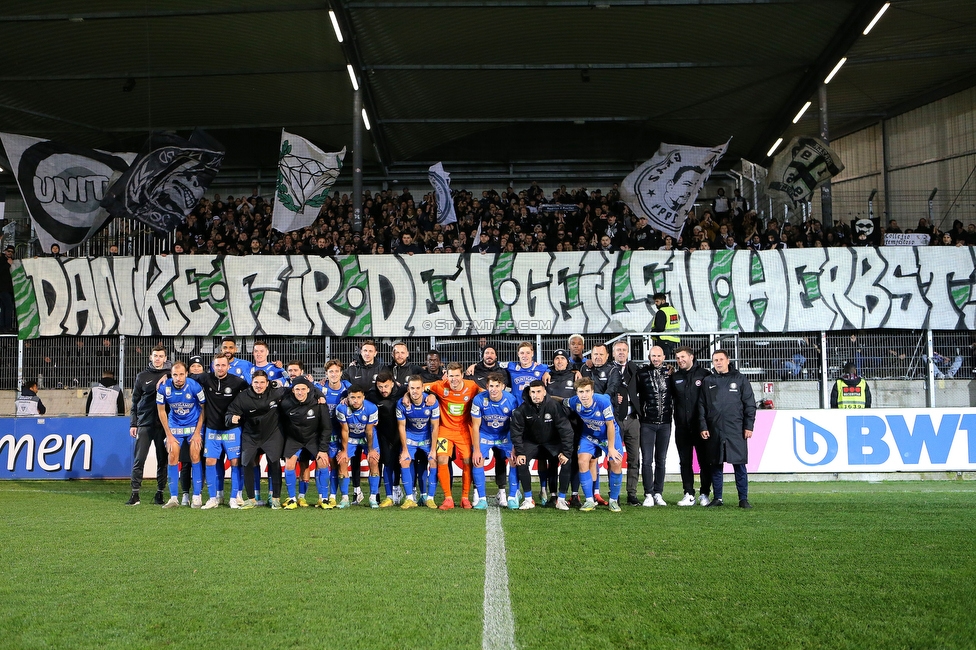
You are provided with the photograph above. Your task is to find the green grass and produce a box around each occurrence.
[1,481,976,649]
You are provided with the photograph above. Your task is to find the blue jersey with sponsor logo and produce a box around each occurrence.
[156,378,206,429]
[335,400,379,443]
[470,390,517,442]
[501,361,549,406]
[396,400,440,441]
[567,393,616,441]
[252,361,286,384]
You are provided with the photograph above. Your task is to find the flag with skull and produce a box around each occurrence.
[766,136,845,207]
[272,131,345,233]
[620,140,729,239]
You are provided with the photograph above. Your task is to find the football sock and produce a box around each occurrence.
[206,463,217,499]
[461,465,472,501]
[401,465,415,497]
[580,470,594,500]
[383,466,396,498]
[231,465,242,498]
[316,467,331,499]
[368,474,380,497]
[508,466,519,496]
[340,476,350,496]
[472,465,486,501]
[427,466,438,498]
[192,462,203,497]
[285,468,297,499]
[299,480,308,496]
[167,464,179,498]
[438,464,452,500]
[609,470,622,501]
[253,465,262,498]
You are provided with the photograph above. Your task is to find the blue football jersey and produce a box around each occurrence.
[396,400,440,440]
[156,377,206,429]
[218,357,254,383]
[252,361,286,384]
[501,361,549,406]
[470,390,518,441]
[335,400,379,442]
[567,393,616,441]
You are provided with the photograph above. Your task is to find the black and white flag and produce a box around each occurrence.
[272,130,345,233]
[0,133,136,252]
[620,140,729,239]
[767,136,845,207]
[428,162,457,226]
[100,129,224,233]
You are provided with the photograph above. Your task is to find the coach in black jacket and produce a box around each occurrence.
[606,341,643,506]
[698,350,756,509]
[227,370,288,506]
[126,347,172,506]
[510,381,575,508]
[343,340,389,389]
[669,346,712,506]
[634,345,673,506]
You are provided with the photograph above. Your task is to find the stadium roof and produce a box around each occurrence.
[0,0,973,180]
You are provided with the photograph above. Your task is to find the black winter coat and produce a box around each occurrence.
[607,361,642,422]
[129,361,172,429]
[226,387,287,443]
[546,368,578,399]
[280,394,332,450]
[697,367,756,465]
[669,365,709,430]
[510,396,575,457]
[635,363,673,425]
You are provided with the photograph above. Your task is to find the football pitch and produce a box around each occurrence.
[1,480,975,649]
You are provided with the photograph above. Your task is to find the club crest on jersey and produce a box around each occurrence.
[730,382,737,389]
[534,371,541,377]
[443,389,450,396]
[463,396,470,402]
[224,387,232,394]
[695,380,702,386]
[576,404,582,412]
[307,409,314,416]
[502,407,509,413]
[544,413,552,421]
[165,387,171,396]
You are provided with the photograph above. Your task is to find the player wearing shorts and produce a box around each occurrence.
[156,361,206,508]
[190,355,249,509]
[280,378,333,509]
[396,375,440,509]
[425,362,480,510]
[568,378,623,512]
[335,385,380,508]
[470,373,519,510]
[320,359,351,506]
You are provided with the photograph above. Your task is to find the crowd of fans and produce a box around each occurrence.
[65,183,976,257]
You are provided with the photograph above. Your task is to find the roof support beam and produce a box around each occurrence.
[0,67,346,83]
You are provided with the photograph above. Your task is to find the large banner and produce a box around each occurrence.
[0,416,132,479]
[747,409,976,473]
[12,247,976,339]
[766,136,845,207]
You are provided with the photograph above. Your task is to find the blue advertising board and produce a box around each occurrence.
[0,417,132,479]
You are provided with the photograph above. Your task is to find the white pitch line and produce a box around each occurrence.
[483,506,517,650]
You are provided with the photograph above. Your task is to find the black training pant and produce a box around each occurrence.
[517,444,571,497]
[130,425,167,494]
[674,424,712,497]
[639,422,671,496]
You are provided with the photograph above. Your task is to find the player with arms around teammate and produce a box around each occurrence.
[570,378,624,512]
[280,378,333,509]
[335,384,380,508]
[156,361,207,508]
[426,362,481,509]
[191,355,249,509]
[396,376,441,509]
[320,359,351,506]
[470,373,519,510]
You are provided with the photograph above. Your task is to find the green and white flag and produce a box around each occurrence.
[273,130,345,232]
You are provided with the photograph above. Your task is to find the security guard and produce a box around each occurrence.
[830,362,872,409]
[15,380,46,416]
[651,292,680,358]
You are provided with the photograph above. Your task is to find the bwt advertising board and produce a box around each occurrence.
[2,409,975,480]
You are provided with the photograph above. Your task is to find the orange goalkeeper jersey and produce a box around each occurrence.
[428,378,480,439]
